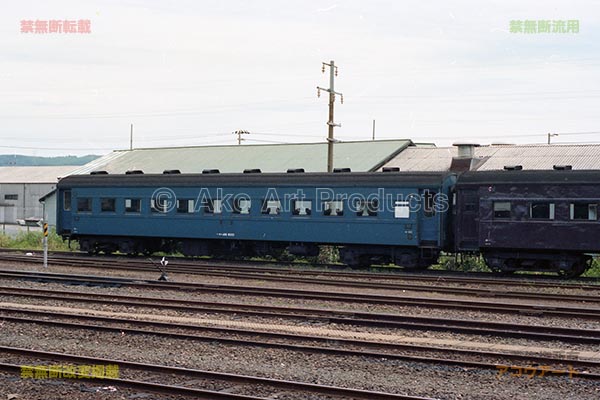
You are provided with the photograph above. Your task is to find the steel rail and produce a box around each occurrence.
[1,311,598,378]
[2,251,599,290]
[1,284,599,321]
[1,255,599,303]
[0,284,599,343]
[0,346,436,400]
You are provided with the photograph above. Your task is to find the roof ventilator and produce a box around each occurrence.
[202,169,220,174]
[333,168,351,173]
[553,165,572,170]
[125,170,144,174]
[243,169,262,173]
[287,168,305,173]
[382,167,400,172]
[503,165,523,171]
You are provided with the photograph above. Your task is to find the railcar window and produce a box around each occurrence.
[125,198,141,213]
[530,202,555,220]
[394,201,410,218]
[356,199,379,216]
[63,191,71,211]
[151,199,168,213]
[493,202,511,219]
[423,191,435,217]
[261,200,281,215]
[570,203,598,220]
[323,200,344,216]
[4,194,18,200]
[203,199,222,214]
[292,200,312,215]
[77,198,92,212]
[177,199,195,214]
[233,198,251,214]
[100,198,116,212]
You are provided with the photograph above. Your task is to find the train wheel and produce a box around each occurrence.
[558,258,588,278]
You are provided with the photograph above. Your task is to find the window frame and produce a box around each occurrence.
[176,199,195,214]
[529,202,555,220]
[356,199,379,217]
[323,200,344,216]
[76,197,92,213]
[232,197,251,215]
[394,201,410,219]
[261,199,281,215]
[100,198,116,213]
[570,202,598,221]
[493,201,511,219]
[63,190,71,211]
[292,199,312,216]
[203,199,222,214]
[125,198,141,213]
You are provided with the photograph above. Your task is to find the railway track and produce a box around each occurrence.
[1,307,598,380]
[1,250,599,290]
[0,269,599,322]
[0,346,430,399]
[0,281,598,344]
[2,253,600,304]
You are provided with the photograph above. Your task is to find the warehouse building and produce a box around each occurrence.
[380,143,600,171]
[0,166,75,225]
[68,139,416,174]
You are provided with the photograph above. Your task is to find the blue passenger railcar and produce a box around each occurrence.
[56,171,456,268]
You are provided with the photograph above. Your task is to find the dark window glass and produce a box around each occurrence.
[151,199,168,213]
[324,200,344,216]
[571,203,598,220]
[125,198,141,213]
[530,203,554,220]
[493,201,511,219]
[233,198,251,214]
[4,194,18,200]
[292,200,312,216]
[261,200,281,215]
[423,191,435,217]
[77,198,92,212]
[356,199,379,217]
[101,198,116,212]
[203,199,222,214]
[177,199,194,214]
[63,191,71,211]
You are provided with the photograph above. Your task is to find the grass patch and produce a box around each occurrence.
[0,229,75,251]
[435,253,491,273]
[582,259,600,278]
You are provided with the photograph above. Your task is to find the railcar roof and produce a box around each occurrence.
[457,170,600,185]
[57,171,453,188]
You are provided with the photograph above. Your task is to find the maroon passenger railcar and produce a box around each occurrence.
[454,169,600,277]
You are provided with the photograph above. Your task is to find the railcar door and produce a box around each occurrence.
[57,189,72,234]
[456,189,478,250]
[419,189,440,246]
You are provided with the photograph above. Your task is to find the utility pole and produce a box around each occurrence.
[233,130,250,145]
[41,201,48,268]
[547,132,558,144]
[130,123,133,150]
[317,60,343,173]
[372,119,376,140]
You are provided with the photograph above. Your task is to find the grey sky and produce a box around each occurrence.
[1,0,599,156]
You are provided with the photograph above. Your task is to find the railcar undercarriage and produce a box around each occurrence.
[71,235,441,269]
[483,250,592,278]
